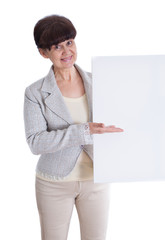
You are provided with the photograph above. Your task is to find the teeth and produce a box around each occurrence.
[62,56,72,61]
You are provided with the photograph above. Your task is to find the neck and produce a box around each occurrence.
[54,65,77,82]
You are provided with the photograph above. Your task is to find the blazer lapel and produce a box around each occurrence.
[41,64,92,124]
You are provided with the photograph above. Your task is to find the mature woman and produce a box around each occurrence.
[24,14,123,240]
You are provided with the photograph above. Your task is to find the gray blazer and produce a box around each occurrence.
[24,64,93,180]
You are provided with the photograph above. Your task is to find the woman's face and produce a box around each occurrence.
[40,39,77,70]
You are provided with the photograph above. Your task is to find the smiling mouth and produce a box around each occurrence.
[61,56,72,62]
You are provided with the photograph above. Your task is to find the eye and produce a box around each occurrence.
[55,44,61,50]
[67,40,73,46]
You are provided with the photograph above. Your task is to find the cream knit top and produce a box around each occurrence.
[36,93,93,182]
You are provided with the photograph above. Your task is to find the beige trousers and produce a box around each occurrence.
[35,177,110,240]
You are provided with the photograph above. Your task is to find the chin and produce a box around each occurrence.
[61,61,76,69]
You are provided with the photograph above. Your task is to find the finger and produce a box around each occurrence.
[102,126,123,131]
[95,127,124,134]
[107,128,124,132]
[106,125,115,128]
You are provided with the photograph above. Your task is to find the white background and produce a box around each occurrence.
[1,0,165,239]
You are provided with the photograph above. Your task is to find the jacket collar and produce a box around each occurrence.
[41,64,92,124]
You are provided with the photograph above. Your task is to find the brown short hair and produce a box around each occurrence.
[33,15,77,50]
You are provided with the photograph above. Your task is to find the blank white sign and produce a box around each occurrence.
[92,55,165,183]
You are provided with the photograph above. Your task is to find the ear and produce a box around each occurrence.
[38,48,49,59]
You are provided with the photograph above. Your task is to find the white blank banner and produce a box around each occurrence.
[92,55,165,183]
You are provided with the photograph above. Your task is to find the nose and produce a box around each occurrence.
[62,46,70,55]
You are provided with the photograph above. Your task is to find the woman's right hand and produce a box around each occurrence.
[88,122,124,134]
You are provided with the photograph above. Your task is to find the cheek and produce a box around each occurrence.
[74,46,77,54]
[72,47,77,57]
[74,52,77,60]
[52,53,62,61]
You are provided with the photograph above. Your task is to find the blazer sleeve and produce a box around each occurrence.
[23,87,93,155]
